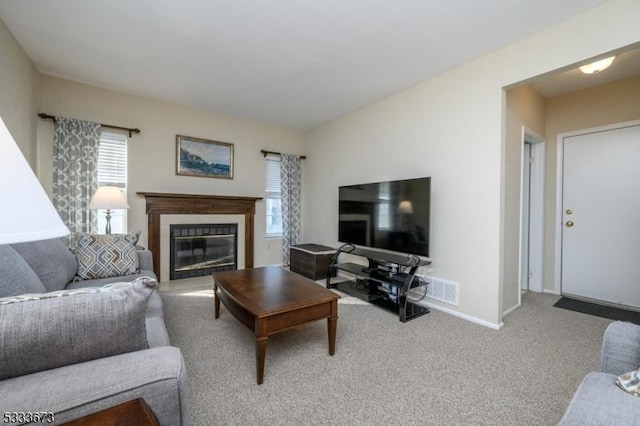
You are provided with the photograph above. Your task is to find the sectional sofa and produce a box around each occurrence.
[560,321,640,425]
[0,236,187,425]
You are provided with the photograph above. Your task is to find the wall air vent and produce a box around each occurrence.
[424,276,459,306]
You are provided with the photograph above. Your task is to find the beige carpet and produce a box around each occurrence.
[160,276,611,425]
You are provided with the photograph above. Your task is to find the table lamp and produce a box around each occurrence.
[88,186,129,234]
[0,116,69,244]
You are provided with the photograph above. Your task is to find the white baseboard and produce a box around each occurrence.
[415,299,504,330]
[502,303,521,317]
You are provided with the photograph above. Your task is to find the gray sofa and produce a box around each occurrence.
[0,237,188,425]
[560,321,640,425]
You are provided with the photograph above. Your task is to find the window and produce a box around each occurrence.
[96,131,128,233]
[265,156,282,237]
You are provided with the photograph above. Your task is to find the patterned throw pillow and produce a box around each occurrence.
[0,276,156,380]
[76,231,141,279]
[617,368,640,396]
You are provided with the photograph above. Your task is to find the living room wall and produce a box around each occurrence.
[0,17,39,168]
[36,76,306,266]
[304,0,640,327]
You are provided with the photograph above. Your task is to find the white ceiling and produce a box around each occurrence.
[0,0,619,130]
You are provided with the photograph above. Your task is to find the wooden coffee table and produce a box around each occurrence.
[63,398,159,425]
[213,266,340,384]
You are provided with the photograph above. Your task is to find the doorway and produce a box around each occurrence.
[519,127,544,298]
[555,120,640,309]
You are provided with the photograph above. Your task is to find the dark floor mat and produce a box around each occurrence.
[554,297,640,324]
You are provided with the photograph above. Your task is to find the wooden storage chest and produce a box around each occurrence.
[290,244,337,280]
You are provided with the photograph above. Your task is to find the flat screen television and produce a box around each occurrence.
[338,177,430,257]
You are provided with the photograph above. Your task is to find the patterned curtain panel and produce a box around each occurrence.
[52,117,101,247]
[280,153,302,265]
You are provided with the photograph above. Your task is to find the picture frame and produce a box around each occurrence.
[176,135,234,179]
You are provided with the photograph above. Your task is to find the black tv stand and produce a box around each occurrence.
[326,244,432,322]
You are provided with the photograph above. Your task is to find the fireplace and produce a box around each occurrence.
[137,192,262,281]
[170,224,238,279]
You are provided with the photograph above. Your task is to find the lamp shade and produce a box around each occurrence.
[0,117,69,244]
[88,186,129,210]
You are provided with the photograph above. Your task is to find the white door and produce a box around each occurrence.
[561,123,640,308]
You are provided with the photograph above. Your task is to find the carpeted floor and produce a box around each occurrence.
[161,277,612,426]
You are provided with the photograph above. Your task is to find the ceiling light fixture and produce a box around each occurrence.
[579,56,616,74]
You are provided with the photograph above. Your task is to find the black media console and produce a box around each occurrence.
[326,244,432,322]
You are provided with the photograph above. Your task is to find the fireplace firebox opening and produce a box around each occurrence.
[170,223,238,280]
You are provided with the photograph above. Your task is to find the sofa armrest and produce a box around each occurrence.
[137,249,154,272]
[146,316,170,347]
[0,346,188,425]
[599,321,640,375]
[558,371,640,425]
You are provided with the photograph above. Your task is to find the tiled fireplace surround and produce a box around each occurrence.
[137,192,261,282]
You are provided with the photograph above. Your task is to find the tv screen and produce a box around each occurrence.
[338,177,430,257]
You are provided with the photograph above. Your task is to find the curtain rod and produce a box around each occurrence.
[38,113,141,137]
[260,149,306,160]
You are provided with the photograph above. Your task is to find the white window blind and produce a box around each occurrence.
[265,156,282,237]
[97,131,127,188]
[265,157,281,196]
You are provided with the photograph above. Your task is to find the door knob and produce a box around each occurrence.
[565,209,573,215]
[566,221,574,228]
